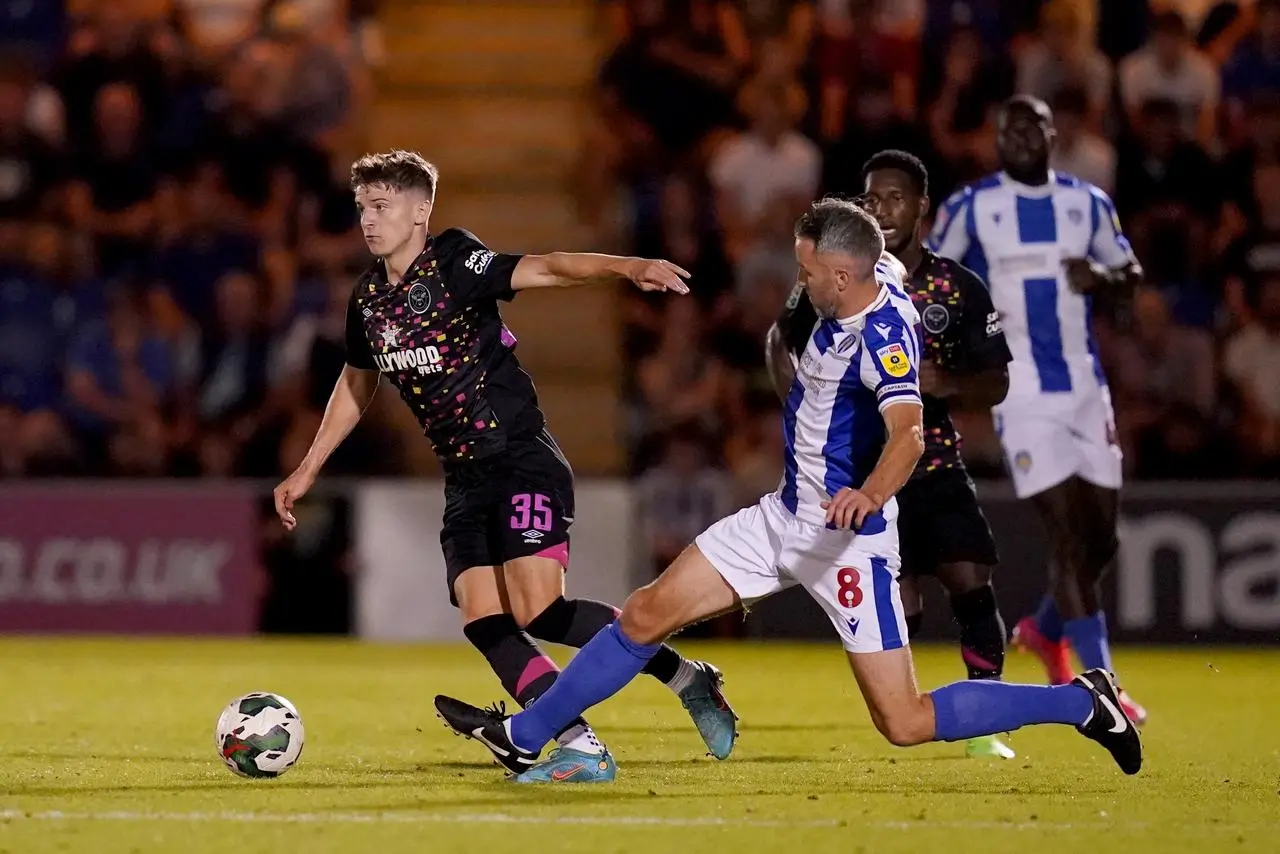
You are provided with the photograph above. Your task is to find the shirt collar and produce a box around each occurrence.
[1000,170,1057,198]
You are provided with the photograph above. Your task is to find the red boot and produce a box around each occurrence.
[1011,616,1074,685]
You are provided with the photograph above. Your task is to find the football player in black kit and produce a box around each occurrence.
[767,151,1016,759]
[272,150,737,782]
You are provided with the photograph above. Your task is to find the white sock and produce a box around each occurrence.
[666,658,700,695]
[556,722,605,755]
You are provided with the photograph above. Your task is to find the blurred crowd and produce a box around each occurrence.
[0,0,401,479]
[589,0,1280,565]
[5,0,1280,506]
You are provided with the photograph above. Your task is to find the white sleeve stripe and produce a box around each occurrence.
[878,394,922,413]
[877,388,921,403]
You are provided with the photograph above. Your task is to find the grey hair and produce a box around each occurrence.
[793,197,885,267]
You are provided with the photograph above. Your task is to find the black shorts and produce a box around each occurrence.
[897,469,999,577]
[441,429,575,605]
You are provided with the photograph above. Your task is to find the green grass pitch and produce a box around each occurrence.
[0,637,1275,853]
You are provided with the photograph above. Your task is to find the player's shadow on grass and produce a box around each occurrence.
[604,724,841,736]
[373,775,1122,809]
[606,755,967,769]
[324,779,1041,813]
[2,777,431,797]
[619,755,841,768]
[4,750,204,765]
[417,760,499,771]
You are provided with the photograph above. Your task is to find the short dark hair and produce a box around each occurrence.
[794,197,884,267]
[861,149,929,197]
[349,150,439,200]
[1001,94,1054,126]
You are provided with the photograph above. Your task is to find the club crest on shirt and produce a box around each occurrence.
[1014,450,1033,472]
[836,334,858,354]
[408,282,431,314]
[922,303,951,334]
[876,342,910,378]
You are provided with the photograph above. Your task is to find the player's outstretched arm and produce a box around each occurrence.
[859,402,925,511]
[510,253,690,294]
[1067,187,1144,296]
[273,365,379,530]
[1063,257,1143,297]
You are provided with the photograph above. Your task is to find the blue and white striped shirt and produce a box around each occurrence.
[927,171,1135,401]
[778,261,922,531]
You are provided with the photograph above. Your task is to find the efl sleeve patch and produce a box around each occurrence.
[876,343,910,378]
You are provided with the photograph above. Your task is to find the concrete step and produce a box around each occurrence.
[429,189,588,254]
[381,2,599,92]
[368,95,582,190]
[501,286,619,381]
[380,2,597,46]
[537,380,623,474]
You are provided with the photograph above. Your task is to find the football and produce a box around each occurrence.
[214,692,306,778]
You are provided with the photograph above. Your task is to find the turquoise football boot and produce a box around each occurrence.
[511,748,618,784]
[678,661,739,760]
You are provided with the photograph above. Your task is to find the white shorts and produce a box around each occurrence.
[694,493,907,653]
[994,386,1123,499]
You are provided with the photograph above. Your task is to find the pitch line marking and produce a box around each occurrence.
[0,809,1262,833]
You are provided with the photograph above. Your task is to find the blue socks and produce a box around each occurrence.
[1034,594,1063,642]
[931,680,1095,741]
[1064,611,1113,672]
[509,620,658,752]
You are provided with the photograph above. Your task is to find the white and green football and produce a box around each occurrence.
[214,692,305,778]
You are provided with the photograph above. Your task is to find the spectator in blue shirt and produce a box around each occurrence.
[1222,0,1280,134]
[64,287,174,457]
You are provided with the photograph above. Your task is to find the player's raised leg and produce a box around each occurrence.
[1071,477,1147,725]
[453,563,609,767]
[848,643,1140,774]
[996,411,1085,687]
[793,521,1139,774]
[496,554,618,780]
[435,539,743,777]
[495,437,738,761]
[1009,475,1143,724]
[521,590,737,759]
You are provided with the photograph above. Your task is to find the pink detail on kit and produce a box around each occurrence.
[515,655,559,696]
[535,541,570,569]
